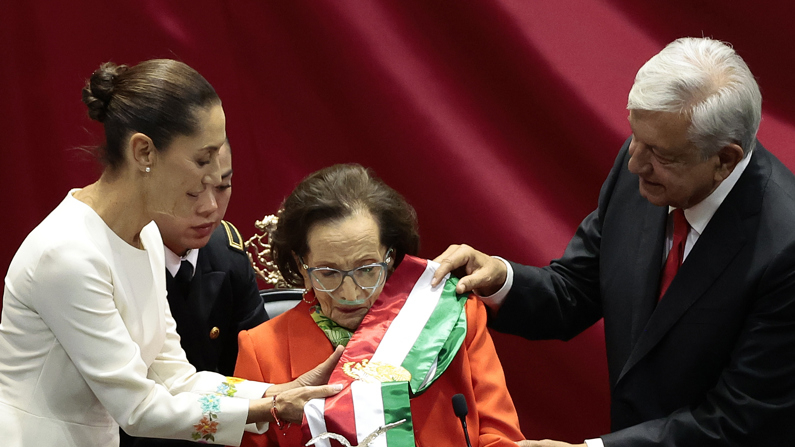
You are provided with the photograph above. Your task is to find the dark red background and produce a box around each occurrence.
[2,1,793,442]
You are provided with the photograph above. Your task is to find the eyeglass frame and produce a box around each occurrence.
[300,248,394,306]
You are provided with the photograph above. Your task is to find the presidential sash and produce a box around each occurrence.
[303,255,467,447]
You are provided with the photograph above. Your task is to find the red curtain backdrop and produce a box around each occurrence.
[2,1,793,443]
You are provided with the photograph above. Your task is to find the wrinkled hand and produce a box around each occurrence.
[247,383,342,425]
[517,440,586,447]
[271,383,342,423]
[431,244,507,296]
[295,345,344,387]
[249,346,345,424]
[276,346,344,422]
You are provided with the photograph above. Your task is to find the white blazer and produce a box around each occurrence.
[0,191,268,447]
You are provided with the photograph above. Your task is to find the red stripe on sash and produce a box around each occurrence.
[320,256,428,445]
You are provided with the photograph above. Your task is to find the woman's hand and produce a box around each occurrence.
[265,345,344,396]
[247,384,342,424]
[271,383,342,423]
[248,346,345,424]
[295,345,344,387]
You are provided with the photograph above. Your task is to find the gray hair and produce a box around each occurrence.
[627,37,761,158]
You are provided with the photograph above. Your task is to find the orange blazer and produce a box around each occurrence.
[234,298,524,447]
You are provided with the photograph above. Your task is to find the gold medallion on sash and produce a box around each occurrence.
[342,359,412,383]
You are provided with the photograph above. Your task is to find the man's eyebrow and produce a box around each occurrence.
[221,168,233,180]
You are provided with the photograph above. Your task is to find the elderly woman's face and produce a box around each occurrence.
[300,211,389,330]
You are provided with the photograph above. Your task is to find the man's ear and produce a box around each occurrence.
[129,132,155,173]
[715,143,744,182]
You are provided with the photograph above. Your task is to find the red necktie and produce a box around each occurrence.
[658,208,689,300]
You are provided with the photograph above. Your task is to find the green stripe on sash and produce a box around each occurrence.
[402,277,467,393]
[381,382,414,447]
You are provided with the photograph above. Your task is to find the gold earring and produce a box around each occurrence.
[302,288,315,304]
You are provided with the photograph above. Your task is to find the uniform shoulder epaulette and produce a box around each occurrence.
[220,220,245,253]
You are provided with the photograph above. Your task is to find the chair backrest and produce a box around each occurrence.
[245,213,305,318]
[260,288,303,318]
[244,214,291,288]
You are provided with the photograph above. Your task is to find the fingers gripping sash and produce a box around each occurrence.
[302,256,467,447]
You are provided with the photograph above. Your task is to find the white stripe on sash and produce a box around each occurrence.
[371,262,447,366]
[352,381,387,447]
[305,398,330,447]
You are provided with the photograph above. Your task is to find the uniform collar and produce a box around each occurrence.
[164,245,199,278]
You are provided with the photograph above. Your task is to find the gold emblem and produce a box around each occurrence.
[209,327,220,339]
[342,359,411,383]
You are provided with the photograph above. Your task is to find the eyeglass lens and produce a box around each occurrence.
[310,264,385,292]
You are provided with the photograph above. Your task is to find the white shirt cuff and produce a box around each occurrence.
[585,438,604,447]
[477,256,513,312]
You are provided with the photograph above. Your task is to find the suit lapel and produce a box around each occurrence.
[628,203,667,345]
[617,146,768,383]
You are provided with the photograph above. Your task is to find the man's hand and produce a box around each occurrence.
[518,440,586,447]
[431,244,507,296]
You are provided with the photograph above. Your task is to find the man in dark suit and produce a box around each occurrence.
[121,141,268,447]
[433,37,795,446]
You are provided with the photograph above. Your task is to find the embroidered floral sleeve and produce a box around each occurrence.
[216,376,245,397]
[191,377,248,442]
[192,394,221,442]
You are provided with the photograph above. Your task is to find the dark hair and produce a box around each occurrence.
[81,59,220,170]
[272,164,420,287]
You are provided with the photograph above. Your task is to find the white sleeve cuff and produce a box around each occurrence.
[477,256,513,312]
[585,438,604,447]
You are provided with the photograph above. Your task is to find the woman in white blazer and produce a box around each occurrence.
[0,59,341,447]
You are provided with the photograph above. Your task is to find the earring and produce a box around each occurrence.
[145,167,151,173]
[302,289,316,304]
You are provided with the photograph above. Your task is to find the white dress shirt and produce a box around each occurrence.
[165,245,199,279]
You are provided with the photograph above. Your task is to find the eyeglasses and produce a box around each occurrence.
[301,249,393,305]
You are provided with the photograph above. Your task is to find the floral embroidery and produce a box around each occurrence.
[193,415,219,442]
[191,395,221,443]
[216,376,245,397]
[200,394,221,413]
[191,378,248,442]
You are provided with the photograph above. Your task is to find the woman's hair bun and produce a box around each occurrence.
[81,62,129,123]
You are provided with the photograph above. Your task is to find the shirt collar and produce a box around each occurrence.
[670,150,753,235]
[164,245,199,278]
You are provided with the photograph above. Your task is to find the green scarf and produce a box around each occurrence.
[309,304,354,348]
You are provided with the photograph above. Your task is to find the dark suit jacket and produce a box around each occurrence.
[120,221,268,447]
[492,138,795,446]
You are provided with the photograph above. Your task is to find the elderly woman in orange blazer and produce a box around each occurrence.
[234,164,523,447]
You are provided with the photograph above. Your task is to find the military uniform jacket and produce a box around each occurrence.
[167,221,268,376]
